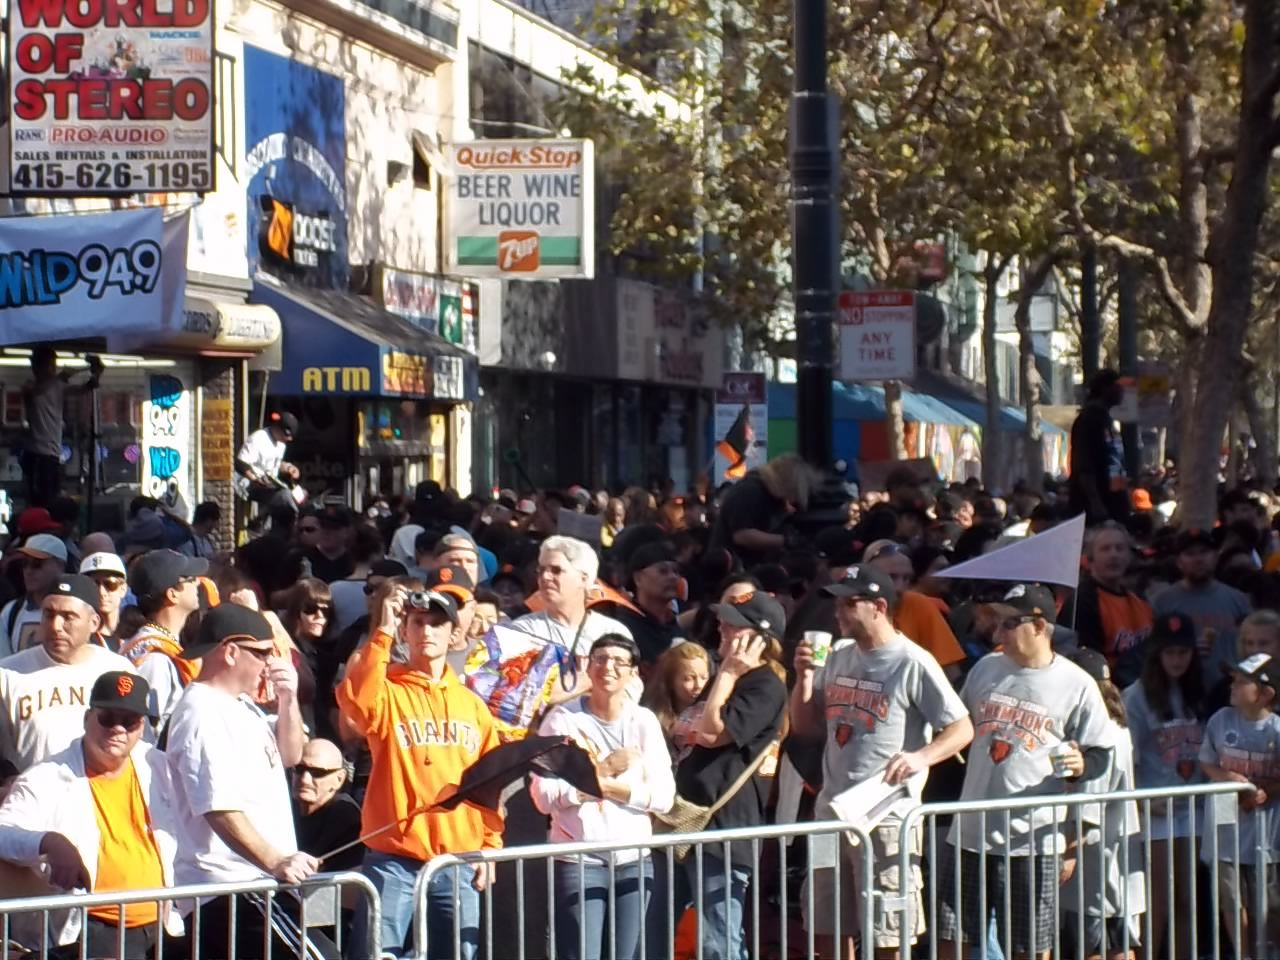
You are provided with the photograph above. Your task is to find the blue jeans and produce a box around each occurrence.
[686,854,751,960]
[354,850,480,960]
[552,858,652,960]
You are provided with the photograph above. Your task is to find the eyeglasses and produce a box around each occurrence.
[588,654,635,671]
[95,710,144,732]
[539,564,570,578]
[94,577,125,592]
[296,764,343,779]
[232,642,275,661]
[999,616,1038,632]
[303,603,332,618]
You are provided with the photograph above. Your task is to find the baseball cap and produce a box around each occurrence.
[407,589,459,626]
[568,485,592,507]
[18,534,68,563]
[822,564,898,607]
[1070,647,1111,683]
[368,559,408,580]
[80,552,127,578]
[424,564,475,604]
[128,549,209,601]
[49,574,100,612]
[181,603,275,660]
[1176,527,1216,553]
[1149,612,1197,650]
[1132,489,1154,511]
[862,539,911,564]
[15,507,62,537]
[711,590,786,639]
[434,530,478,557]
[270,411,298,439]
[515,499,537,517]
[89,671,150,716]
[1233,653,1277,693]
[628,542,677,578]
[990,583,1058,624]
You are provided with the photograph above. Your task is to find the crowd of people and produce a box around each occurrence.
[0,433,1277,960]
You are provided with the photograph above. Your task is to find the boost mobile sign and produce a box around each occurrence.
[446,139,595,279]
[6,0,215,196]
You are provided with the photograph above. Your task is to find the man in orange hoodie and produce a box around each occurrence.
[337,583,502,960]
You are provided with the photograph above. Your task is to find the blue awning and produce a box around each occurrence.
[768,381,980,428]
[253,280,478,402]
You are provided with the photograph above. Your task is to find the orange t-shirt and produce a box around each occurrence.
[894,590,965,668]
[87,761,164,928]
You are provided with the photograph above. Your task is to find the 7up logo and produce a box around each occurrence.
[498,231,540,272]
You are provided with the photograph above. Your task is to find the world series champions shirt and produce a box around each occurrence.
[948,652,1111,856]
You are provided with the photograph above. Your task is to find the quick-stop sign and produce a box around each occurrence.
[838,290,916,382]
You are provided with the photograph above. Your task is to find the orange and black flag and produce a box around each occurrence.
[717,404,753,480]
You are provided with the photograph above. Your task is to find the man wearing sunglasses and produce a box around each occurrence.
[0,575,135,773]
[0,670,184,957]
[119,549,208,741]
[166,604,334,959]
[936,583,1113,960]
[79,552,129,652]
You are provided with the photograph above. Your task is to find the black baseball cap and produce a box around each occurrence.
[129,549,208,601]
[711,590,786,639]
[424,564,475,603]
[815,527,861,567]
[628,542,677,578]
[181,604,274,660]
[990,583,1058,624]
[407,589,460,625]
[823,564,898,607]
[270,411,298,438]
[1176,527,1216,553]
[48,574,101,613]
[89,670,151,716]
[1070,647,1111,683]
[1150,612,1197,650]
[1234,653,1277,692]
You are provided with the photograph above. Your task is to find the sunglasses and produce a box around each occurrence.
[303,603,332,617]
[999,615,1039,632]
[231,642,275,661]
[296,764,343,779]
[94,577,126,591]
[96,710,144,732]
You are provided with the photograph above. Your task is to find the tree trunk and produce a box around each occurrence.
[981,258,1007,489]
[1178,0,1279,527]
[1015,254,1059,495]
[1243,377,1276,488]
[884,380,905,460]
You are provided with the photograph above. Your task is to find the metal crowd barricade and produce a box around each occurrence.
[896,781,1261,960]
[0,870,380,960]
[410,820,874,960]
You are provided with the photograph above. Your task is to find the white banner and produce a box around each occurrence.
[0,208,189,345]
[933,513,1087,588]
[7,0,215,196]
[445,139,595,279]
[713,373,768,484]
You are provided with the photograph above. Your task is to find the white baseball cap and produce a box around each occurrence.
[80,552,127,577]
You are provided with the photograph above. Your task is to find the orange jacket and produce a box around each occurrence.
[336,630,503,862]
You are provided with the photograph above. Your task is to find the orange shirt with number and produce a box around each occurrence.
[87,760,165,927]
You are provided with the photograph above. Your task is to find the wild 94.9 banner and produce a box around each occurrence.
[0,208,189,346]
[6,0,215,196]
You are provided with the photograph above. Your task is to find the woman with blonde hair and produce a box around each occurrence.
[642,641,711,747]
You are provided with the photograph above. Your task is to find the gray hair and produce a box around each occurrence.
[539,535,599,583]
[1084,521,1132,558]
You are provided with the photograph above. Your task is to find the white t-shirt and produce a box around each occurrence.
[166,682,296,889]
[27,377,64,456]
[0,600,45,660]
[0,644,136,771]
[237,428,285,479]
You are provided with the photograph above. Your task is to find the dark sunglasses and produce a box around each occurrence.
[999,615,1039,632]
[94,577,126,591]
[303,603,332,617]
[96,710,144,732]
[231,642,274,661]
[296,764,343,779]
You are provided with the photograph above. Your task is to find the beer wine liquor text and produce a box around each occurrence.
[6,0,215,195]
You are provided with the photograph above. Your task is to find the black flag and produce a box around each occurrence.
[437,735,602,813]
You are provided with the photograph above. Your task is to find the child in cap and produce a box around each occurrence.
[1200,652,1280,958]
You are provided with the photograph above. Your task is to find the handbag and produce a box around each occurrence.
[653,739,780,859]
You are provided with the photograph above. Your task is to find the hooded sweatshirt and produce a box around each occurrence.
[336,628,503,862]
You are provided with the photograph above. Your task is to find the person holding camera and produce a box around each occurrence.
[336,581,503,960]
[23,348,102,508]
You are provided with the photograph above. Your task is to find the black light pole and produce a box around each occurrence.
[791,0,838,469]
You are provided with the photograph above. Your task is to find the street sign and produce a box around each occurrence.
[838,291,916,382]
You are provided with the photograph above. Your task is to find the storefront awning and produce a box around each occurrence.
[253,279,478,402]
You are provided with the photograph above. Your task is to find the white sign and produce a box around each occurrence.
[7,0,215,196]
[141,371,193,518]
[838,291,916,382]
[445,139,595,279]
